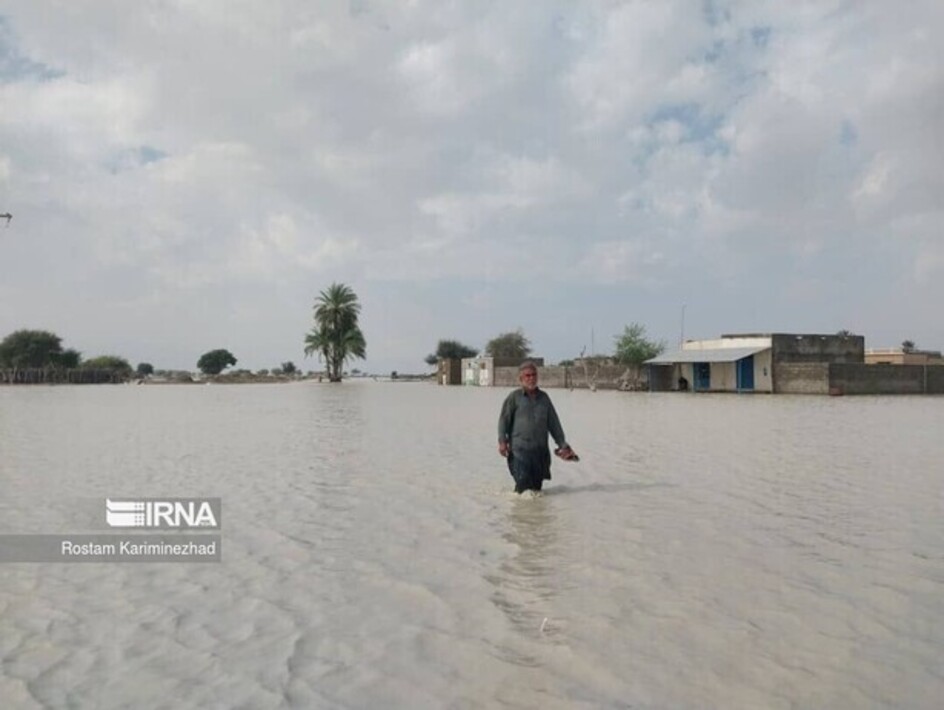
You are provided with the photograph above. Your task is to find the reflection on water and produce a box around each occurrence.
[544,481,675,496]
[1,384,943,708]
[485,495,563,666]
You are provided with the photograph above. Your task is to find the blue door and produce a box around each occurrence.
[737,356,755,391]
[694,363,710,391]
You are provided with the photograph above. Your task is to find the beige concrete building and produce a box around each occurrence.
[436,358,462,385]
[646,333,865,394]
[865,349,944,366]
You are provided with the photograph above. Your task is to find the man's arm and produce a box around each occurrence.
[497,392,515,456]
[547,400,579,459]
[546,398,568,450]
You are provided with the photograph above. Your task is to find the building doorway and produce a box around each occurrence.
[736,356,754,391]
[693,362,710,391]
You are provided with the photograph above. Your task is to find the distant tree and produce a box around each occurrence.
[0,329,64,368]
[82,356,134,378]
[197,349,237,375]
[136,362,154,377]
[83,355,131,369]
[257,369,270,376]
[614,324,665,365]
[281,361,297,375]
[902,339,916,353]
[558,359,575,367]
[484,329,531,359]
[836,329,854,337]
[304,283,366,382]
[614,324,666,389]
[52,348,82,369]
[425,339,478,365]
[391,370,398,379]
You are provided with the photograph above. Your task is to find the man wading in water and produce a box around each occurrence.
[498,361,578,493]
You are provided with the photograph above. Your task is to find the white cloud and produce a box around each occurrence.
[576,240,665,285]
[1,0,943,370]
[398,40,470,115]
[852,152,894,205]
[565,2,717,130]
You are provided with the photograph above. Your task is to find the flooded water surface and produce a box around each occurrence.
[1,382,943,708]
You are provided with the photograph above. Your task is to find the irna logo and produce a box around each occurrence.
[105,498,221,529]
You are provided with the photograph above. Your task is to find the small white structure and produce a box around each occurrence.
[460,357,544,386]
[461,357,497,386]
[647,336,773,393]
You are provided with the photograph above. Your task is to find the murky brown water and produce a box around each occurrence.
[1,383,942,708]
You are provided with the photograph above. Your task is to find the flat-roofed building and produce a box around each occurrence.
[646,333,864,393]
[865,348,944,366]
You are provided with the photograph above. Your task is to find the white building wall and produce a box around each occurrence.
[479,359,491,386]
[713,362,736,390]
[461,357,495,386]
[753,350,773,392]
[680,350,773,392]
[683,336,772,351]
[461,358,478,385]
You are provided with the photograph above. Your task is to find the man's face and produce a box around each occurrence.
[519,368,538,392]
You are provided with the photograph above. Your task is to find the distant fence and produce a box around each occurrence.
[775,363,944,395]
[829,363,944,395]
[0,368,131,385]
[493,364,646,390]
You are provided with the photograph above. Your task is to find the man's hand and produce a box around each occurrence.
[498,441,509,458]
[555,446,579,462]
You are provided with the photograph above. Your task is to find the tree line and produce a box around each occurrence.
[0,330,142,383]
[0,281,370,384]
[424,323,666,371]
[0,284,691,387]
[0,330,304,384]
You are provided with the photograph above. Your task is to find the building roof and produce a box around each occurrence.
[867,348,942,357]
[646,346,771,364]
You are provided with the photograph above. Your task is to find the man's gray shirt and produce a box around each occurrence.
[498,388,568,453]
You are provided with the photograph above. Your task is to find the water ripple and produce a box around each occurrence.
[0,384,942,708]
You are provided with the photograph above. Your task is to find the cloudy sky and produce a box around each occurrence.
[1,1,942,373]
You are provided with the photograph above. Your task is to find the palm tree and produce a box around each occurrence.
[304,283,366,381]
